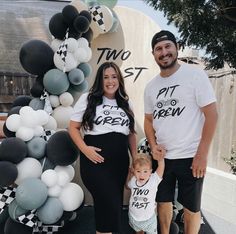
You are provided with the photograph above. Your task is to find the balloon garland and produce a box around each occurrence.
[0,0,119,233]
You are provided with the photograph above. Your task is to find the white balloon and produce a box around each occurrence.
[52,106,74,129]
[43,116,57,131]
[19,106,33,116]
[53,52,78,72]
[83,47,92,62]
[67,38,78,53]
[59,183,84,211]
[6,114,21,132]
[51,39,62,52]
[49,95,60,108]
[20,110,38,128]
[16,126,34,142]
[54,165,75,182]
[59,92,74,107]
[57,171,70,187]
[41,169,58,187]
[34,125,44,137]
[74,48,88,63]
[77,37,89,48]
[36,110,49,126]
[15,157,43,185]
[48,184,62,197]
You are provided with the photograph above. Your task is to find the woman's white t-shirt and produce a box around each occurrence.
[70,93,131,135]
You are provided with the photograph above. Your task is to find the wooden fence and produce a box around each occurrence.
[0,72,36,112]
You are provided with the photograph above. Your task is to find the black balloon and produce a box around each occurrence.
[7,106,21,116]
[46,130,79,166]
[49,13,68,40]
[19,40,54,76]
[62,5,79,26]
[3,122,15,138]
[11,95,32,108]
[82,28,93,43]
[4,217,33,234]
[68,26,81,40]
[0,161,18,187]
[30,77,44,98]
[0,137,27,163]
[79,10,92,23]
[74,15,90,33]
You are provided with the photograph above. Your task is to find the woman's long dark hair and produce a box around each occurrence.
[81,62,135,133]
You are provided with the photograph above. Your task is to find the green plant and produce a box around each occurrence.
[224,147,236,175]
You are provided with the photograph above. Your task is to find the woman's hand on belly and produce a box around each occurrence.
[83,145,104,164]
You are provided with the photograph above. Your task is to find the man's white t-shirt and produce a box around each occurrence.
[70,93,131,135]
[144,63,216,159]
[128,173,162,221]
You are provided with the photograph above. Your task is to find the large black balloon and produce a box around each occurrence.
[49,13,68,40]
[0,161,18,187]
[62,5,78,26]
[4,217,33,234]
[11,95,32,108]
[19,39,54,75]
[0,137,27,163]
[46,131,79,166]
[3,122,15,138]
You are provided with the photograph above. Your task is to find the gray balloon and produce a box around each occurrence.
[37,197,64,224]
[8,200,28,220]
[27,137,47,159]
[29,98,45,110]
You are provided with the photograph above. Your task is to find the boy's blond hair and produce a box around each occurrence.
[133,153,152,169]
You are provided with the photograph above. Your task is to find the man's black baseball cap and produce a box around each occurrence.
[151,30,177,50]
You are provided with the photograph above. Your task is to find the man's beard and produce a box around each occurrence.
[158,53,178,70]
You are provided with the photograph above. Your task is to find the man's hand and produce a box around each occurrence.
[191,154,207,178]
[151,144,166,160]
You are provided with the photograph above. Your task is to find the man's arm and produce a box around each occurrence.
[144,113,166,160]
[192,102,218,178]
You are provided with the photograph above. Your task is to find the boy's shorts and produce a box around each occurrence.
[128,213,157,234]
[156,158,204,212]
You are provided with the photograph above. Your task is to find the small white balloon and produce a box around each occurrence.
[54,165,75,182]
[36,110,49,126]
[20,110,38,128]
[57,171,70,187]
[48,184,62,197]
[34,125,44,137]
[77,37,89,48]
[49,95,60,108]
[16,126,34,142]
[6,114,21,132]
[67,38,78,53]
[19,106,33,116]
[59,92,74,107]
[41,169,58,187]
[43,116,57,131]
[51,39,63,52]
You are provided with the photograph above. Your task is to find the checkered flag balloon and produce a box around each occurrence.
[33,221,62,234]
[0,186,16,214]
[137,138,152,156]
[40,90,53,114]
[42,129,55,142]
[17,209,38,227]
[56,30,69,72]
[89,5,106,32]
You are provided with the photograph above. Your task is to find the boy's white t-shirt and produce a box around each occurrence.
[128,172,162,221]
[144,63,216,159]
[70,93,131,135]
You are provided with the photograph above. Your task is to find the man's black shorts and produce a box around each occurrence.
[156,158,204,212]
